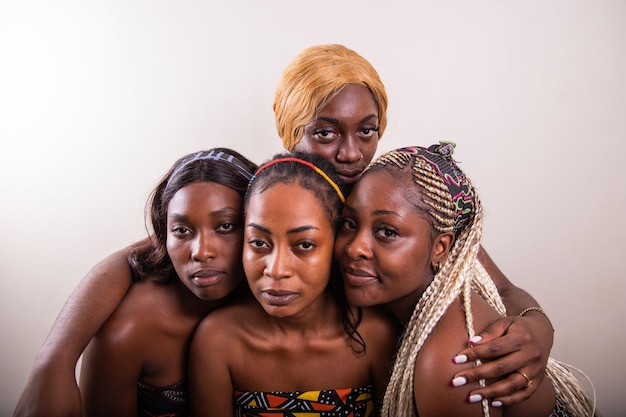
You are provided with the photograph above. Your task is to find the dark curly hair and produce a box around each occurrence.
[245,151,365,354]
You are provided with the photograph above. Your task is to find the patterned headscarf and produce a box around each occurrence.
[372,142,476,236]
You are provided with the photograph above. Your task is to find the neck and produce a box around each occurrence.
[268,289,341,335]
[174,280,238,317]
[385,291,422,325]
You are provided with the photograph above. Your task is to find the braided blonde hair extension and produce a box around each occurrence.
[372,147,596,417]
[375,152,488,416]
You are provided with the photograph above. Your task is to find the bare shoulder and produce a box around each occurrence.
[413,295,503,417]
[92,280,162,349]
[193,294,259,343]
[86,246,133,277]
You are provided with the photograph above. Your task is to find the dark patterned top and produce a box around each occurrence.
[234,385,375,417]
[549,397,572,417]
[137,380,188,417]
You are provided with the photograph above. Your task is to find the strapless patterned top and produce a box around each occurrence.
[234,385,375,417]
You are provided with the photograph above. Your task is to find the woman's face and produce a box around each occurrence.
[166,182,245,301]
[294,84,380,186]
[334,170,437,314]
[243,182,335,319]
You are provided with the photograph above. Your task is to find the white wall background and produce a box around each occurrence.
[1,0,624,415]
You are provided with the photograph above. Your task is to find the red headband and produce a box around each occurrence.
[249,157,345,203]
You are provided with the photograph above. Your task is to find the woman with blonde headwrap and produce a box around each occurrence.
[274,43,388,186]
[335,142,596,416]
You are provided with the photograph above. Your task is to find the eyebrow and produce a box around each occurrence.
[168,206,240,221]
[343,204,400,218]
[247,223,320,234]
[314,114,378,126]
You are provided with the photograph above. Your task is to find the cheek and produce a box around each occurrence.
[294,137,335,160]
[167,247,188,279]
[242,247,262,278]
[333,236,346,259]
[166,237,184,262]
[361,140,378,165]
[293,136,314,153]
[224,235,244,263]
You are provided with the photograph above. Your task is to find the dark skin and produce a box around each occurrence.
[293,84,553,405]
[189,182,400,416]
[335,169,556,415]
[80,182,246,416]
[14,84,551,417]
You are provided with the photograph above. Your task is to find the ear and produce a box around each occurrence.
[431,231,454,270]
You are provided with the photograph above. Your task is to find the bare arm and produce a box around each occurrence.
[478,245,543,314]
[189,315,237,417]
[450,246,554,406]
[13,247,134,417]
[79,303,143,417]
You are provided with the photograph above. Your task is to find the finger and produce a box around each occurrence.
[469,317,515,343]
[455,331,533,365]
[454,352,528,382]
[465,370,539,404]
[473,375,539,406]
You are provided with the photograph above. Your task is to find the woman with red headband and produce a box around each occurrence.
[189,152,399,416]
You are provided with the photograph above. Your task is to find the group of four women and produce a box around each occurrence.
[14,44,593,417]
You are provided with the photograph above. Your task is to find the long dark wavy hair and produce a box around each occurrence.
[128,148,258,284]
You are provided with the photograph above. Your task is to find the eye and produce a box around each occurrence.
[375,226,398,239]
[296,241,316,251]
[358,125,379,139]
[217,222,236,233]
[171,225,191,237]
[313,128,340,142]
[247,238,269,249]
[340,216,357,231]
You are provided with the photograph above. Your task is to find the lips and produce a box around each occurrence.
[190,269,225,287]
[343,266,378,286]
[260,289,299,306]
[335,168,363,185]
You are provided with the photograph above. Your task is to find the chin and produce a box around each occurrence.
[346,292,377,308]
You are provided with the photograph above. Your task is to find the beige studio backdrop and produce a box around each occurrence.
[1,1,625,415]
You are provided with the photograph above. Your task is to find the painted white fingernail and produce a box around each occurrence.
[453,354,468,364]
[468,394,483,403]
[492,400,503,407]
[452,376,467,387]
[468,335,483,344]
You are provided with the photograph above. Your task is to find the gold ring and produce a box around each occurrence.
[515,370,533,389]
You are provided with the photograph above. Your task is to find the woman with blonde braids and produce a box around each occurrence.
[335,142,595,416]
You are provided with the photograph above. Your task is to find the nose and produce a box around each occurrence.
[264,245,293,280]
[336,135,361,164]
[191,232,217,262]
[344,232,373,260]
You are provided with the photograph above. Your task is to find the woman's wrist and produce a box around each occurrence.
[518,306,554,332]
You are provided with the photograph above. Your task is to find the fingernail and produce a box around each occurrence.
[452,376,467,387]
[453,354,468,364]
[492,400,503,407]
[468,335,482,344]
[468,394,482,403]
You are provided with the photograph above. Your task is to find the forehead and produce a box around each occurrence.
[351,169,420,209]
[316,84,378,118]
[246,182,332,228]
[349,170,434,225]
[168,182,241,213]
